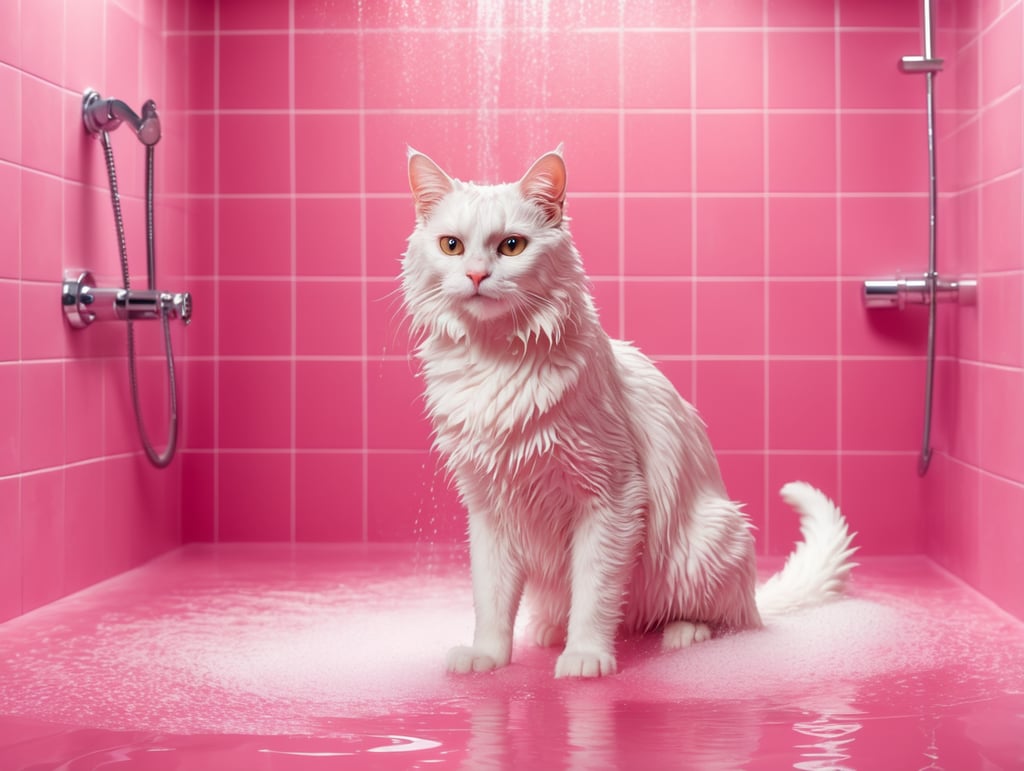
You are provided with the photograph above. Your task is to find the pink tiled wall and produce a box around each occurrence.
[3,0,1023,624]
[927,0,1024,620]
[1,0,186,623]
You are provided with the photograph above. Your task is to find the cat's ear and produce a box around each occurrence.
[519,149,567,225]
[408,148,454,221]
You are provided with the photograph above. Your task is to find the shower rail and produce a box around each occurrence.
[62,89,192,469]
[861,0,976,477]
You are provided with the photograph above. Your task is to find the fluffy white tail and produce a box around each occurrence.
[755,482,858,619]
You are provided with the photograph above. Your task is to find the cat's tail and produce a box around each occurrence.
[755,482,858,620]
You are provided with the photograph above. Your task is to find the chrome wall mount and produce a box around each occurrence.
[64,89,192,469]
[861,0,976,477]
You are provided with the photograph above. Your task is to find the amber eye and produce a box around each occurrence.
[439,236,465,256]
[498,235,528,256]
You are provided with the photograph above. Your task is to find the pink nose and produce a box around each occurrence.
[467,271,489,289]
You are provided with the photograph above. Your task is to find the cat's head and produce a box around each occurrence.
[401,148,586,346]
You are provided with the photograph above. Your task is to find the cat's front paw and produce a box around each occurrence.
[661,621,712,650]
[446,646,505,675]
[554,649,617,678]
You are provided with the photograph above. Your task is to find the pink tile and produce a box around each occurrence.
[103,4,139,109]
[767,197,837,277]
[769,281,838,355]
[624,114,691,193]
[624,31,690,109]
[219,34,290,110]
[767,453,840,556]
[944,361,981,467]
[64,463,109,594]
[295,454,364,542]
[502,31,620,110]
[980,90,1023,183]
[0,281,18,361]
[0,0,20,67]
[624,198,692,276]
[295,32,361,109]
[768,114,836,193]
[181,453,215,542]
[840,196,929,277]
[695,113,764,193]
[842,113,929,194]
[0,67,20,163]
[945,187,979,277]
[64,358,106,464]
[980,4,1023,104]
[218,361,291,449]
[0,476,20,622]
[567,197,620,277]
[21,362,64,471]
[978,475,1024,618]
[21,281,67,361]
[0,366,20,476]
[217,453,291,541]
[187,35,215,111]
[366,360,432,451]
[623,280,692,356]
[181,279,214,357]
[842,359,925,452]
[366,451,464,542]
[366,280,410,358]
[839,0,919,27]
[295,115,361,194]
[297,281,363,356]
[187,114,216,195]
[623,0,693,26]
[767,0,835,25]
[63,0,105,89]
[953,39,980,118]
[218,280,292,356]
[21,78,62,179]
[695,281,765,355]
[218,115,291,194]
[695,197,763,277]
[21,469,65,613]
[296,2,360,28]
[951,115,981,192]
[695,31,763,109]
[592,279,622,339]
[220,0,289,29]
[980,174,1022,273]
[695,360,766,451]
[298,198,364,277]
[187,199,215,278]
[218,198,292,276]
[182,359,215,449]
[979,273,1024,367]
[694,0,762,26]
[20,0,63,82]
[767,31,836,108]
[20,171,62,282]
[840,454,926,554]
[768,360,838,450]
[926,458,981,585]
[979,366,1024,483]
[839,31,922,109]
[295,361,363,449]
[362,31,475,111]
[716,453,766,550]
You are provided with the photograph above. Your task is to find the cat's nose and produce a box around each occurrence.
[467,271,489,289]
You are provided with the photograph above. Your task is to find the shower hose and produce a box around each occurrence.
[100,131,179,468]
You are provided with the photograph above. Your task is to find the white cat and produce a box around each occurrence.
[401,147,857,678]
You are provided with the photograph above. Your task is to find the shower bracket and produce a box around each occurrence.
[62,269,192,329]
[863,274,976,310]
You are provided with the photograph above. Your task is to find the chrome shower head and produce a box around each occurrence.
[82,88,162,146]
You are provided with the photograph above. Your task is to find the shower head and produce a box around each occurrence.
[82,89,162,146]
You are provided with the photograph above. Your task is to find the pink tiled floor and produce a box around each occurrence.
[0,545,1022,769]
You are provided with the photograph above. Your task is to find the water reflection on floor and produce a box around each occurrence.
[0,544,1022,769]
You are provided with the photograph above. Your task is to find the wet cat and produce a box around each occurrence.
[400,147,857,678]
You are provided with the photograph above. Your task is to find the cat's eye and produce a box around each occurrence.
[498,236,528,257]
[439,236,464,256]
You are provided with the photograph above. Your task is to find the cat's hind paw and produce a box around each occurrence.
[554,649,617,678]
[661,621,712,650]
[446,646,502,675]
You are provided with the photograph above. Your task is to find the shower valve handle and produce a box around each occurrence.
[62,270,193,328]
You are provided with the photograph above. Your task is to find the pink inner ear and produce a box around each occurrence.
[409,153,454,219]
[520,152,567,222]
